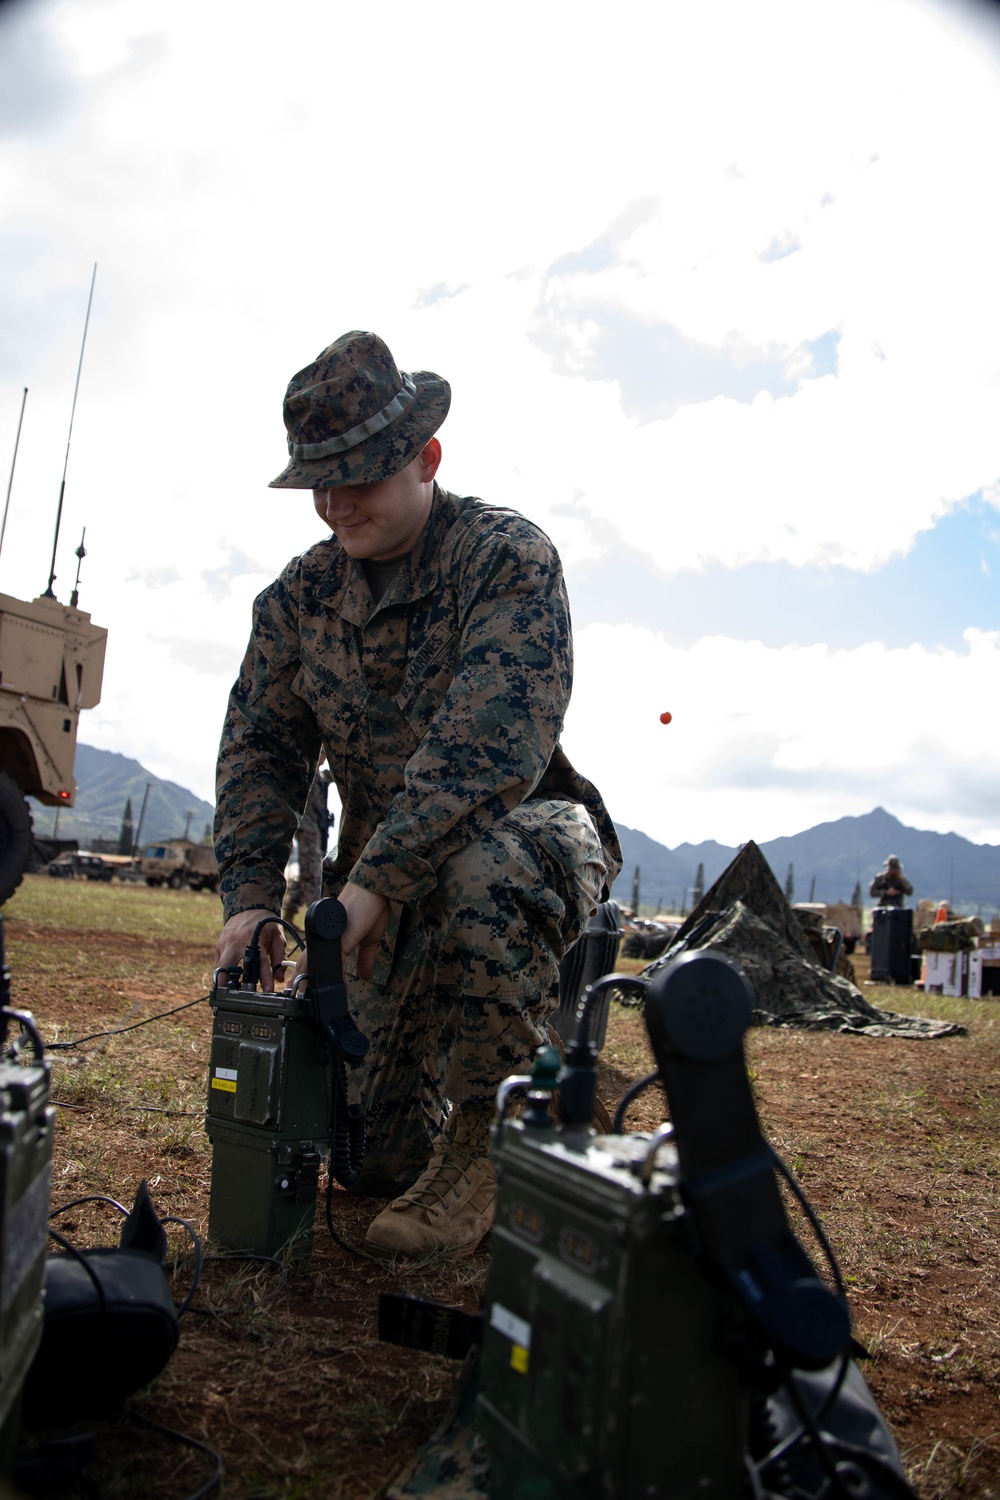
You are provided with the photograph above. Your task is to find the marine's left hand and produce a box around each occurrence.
[338,883,392,981]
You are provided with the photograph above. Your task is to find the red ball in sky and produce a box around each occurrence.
[659,711,672,725]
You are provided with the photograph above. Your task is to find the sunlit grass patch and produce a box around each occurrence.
[6,870,223,939]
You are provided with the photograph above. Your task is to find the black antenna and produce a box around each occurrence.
[44,262,97,600]
[0,386,28,567]
[69,527,87,609]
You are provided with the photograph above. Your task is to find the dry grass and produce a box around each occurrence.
[4,878,1000,1498]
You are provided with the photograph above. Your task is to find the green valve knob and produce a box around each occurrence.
[531,1045,562,1090]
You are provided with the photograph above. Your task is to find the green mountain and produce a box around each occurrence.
[613,807,1000,915]
[29,743,215,850]
[30,743,1000,916]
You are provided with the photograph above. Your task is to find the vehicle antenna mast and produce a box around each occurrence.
[0,386,28,567]
[69,528,87,609]
[43,262,97,601]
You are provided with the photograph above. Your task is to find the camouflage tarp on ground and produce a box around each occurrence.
[627,842,964,1040]
[387,1352,487,1499]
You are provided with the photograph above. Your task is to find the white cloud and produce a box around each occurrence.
[2,0,999,847]
[562,624,1000,847]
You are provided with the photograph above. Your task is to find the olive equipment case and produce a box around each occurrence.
[0,921,53,1454]
[479,1117,748,1497]
[205,900,368,1259]
[384,949,914,1500]
[477,949,853,1499]
[870,907,915,985]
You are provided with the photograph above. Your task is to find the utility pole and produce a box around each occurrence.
[132,782,152,856]
[118,797,134,856]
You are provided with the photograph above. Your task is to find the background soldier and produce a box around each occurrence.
[281,763,332,924]
[213,332,620,1257]
[869,854,913,907]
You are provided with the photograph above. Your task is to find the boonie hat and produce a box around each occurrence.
[269,331,450,489]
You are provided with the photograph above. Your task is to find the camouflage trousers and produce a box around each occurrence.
[285,812,324,913]
[341,799,607,1195]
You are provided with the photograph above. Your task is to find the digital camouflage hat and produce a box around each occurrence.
[269,331,451,489]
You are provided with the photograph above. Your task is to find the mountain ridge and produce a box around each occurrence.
[29,745,1000,912]
[29,744,215,849]
[612,806,1000,913]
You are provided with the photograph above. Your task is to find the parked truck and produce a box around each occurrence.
[135,839,219,892]
[0,590,108,904]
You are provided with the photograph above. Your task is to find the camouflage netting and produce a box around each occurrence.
[625,842,964,1040]
[916,916,984,953]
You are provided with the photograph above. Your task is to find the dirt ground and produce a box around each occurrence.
[4,879,999,1499]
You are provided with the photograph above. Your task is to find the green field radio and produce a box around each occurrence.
[383,949,912,1500]
[205,900,367,1259]
[0,923,54,1451]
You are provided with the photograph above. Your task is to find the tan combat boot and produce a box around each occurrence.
[364,1109,496,1259]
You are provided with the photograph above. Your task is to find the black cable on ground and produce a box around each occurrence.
[612,1069,664,1132]
[324,1172,370,1259]
[184,1253,290,1317]
[767,1146,853,1428]
[769,1148,848,1305]
[132,1103,201,1115]
[128,1411,224,1500]
[161,1215,203,1317]
[206,1252,288,1295]
[52,1100,201,1118]
[46,994,210,1051]
[17,1410,225,1500]
[50,1193,129,1219]
[747,1144,854,1483]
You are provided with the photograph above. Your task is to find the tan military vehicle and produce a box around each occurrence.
[135,839,219,892]
[0,591,107,903]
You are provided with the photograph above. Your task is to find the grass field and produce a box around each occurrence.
[3,874,998,1499]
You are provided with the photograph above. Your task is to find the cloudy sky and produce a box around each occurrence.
[2,0,999,851]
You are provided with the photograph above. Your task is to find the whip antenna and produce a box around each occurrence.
[43,262,97,600]
[0,386,28,567]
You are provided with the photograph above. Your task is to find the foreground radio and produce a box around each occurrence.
[205,900,367,1258]
[385,950,914,1500]
[0,921,54,1443]
[480,1118,748,1494]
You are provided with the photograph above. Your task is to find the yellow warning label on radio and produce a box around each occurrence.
[211,1078,237,1093]
[510,1344,529,1374]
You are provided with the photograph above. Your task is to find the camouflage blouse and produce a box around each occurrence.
[215,486,619,920]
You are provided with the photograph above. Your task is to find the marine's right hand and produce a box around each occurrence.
[214,909,286,993]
